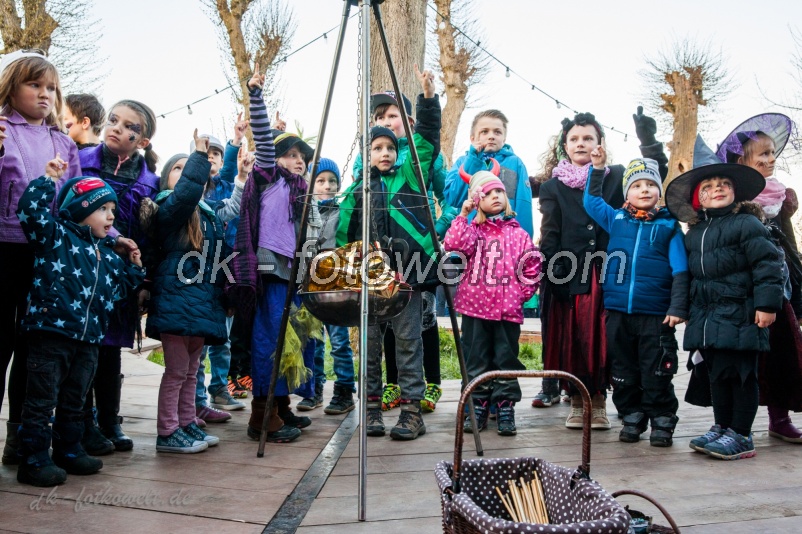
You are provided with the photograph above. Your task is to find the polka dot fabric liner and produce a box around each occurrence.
[435,457,631,533]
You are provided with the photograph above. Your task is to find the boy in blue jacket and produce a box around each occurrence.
[15,159,144,487]
[584,152,688,447]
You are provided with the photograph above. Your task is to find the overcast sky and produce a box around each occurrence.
[88,0,802,202]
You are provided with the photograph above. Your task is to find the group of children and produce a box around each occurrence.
[1,46,801,490]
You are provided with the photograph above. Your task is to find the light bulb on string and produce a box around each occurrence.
[323,32,328,43]
[505,67,510,78]
[556,101,561,109]
[624,134,628,142]
[187,105,193,115]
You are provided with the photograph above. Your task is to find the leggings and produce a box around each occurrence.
[711,372,759,437]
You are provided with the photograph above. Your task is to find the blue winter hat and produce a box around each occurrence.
[310,157,341,185]
[57,177,118,223]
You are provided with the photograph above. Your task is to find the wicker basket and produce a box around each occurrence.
[435,370,680,534]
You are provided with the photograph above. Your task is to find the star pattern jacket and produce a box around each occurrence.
[16,177,146,345]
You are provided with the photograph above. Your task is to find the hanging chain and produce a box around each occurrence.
[340,6,363,182]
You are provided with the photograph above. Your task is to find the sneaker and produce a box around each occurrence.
[298,383,324,412]
[420,383,442,413]
[183,422,220,447]
[390,405,426,440]
[52,446,103,475]
[496,401,517,436]
[238,375,253,391]
[227,377,248,399]
[591,393,611,430]
[324,385,356,414]
[464,400,489,433]
[279,409,311,429]
[17,451,67,487]
[381,383,401,411]
[531,388,561,408]
[211,388,246,411]
[565,395,584,429]
[689,424,724,453]
[156,428,208,454]
[366,401,385,436]
[704,428,756,460]
[560,390,570,403]
[196,404,232,423]
[247,424,301,443]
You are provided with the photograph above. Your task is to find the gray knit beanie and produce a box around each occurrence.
[160,153,189,191]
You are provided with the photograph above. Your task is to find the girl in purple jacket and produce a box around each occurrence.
[0,50,81,465]
[443,171,541,437]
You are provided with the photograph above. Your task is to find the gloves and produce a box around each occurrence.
[632,105,658,146]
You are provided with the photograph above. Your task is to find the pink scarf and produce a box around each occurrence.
[552,159,608,189]
[754,176,786,219]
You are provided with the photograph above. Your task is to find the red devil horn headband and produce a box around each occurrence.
[459,158,501,183]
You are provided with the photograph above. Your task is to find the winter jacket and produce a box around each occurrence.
[0,109,81,243]
[683,202,784,352]
[316,199,340,250]
[444,144,533,237]
[443,215,540,323]
[584,167,689,317]
[145,152,229,346]
[16,177,145,344]
[337,94,442,287]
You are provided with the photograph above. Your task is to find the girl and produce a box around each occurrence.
[78,99,160,455]
[716,114,802,443]
[443,171,541,436]
[0,50,81,464]
[536,109,666,429]
[665,137,783,460]
[141,133,228,453]
[229,64,317,444]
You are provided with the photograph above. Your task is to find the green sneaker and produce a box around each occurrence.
[420,383,442,413]
[381,383,401,411]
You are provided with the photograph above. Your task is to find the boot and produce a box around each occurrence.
[247,397,300,443]
[565,395,584,429]
[277,395,311,429]
[366,400,385,436]
[768,405,802,443]
[324,384,356,415]
[2,421,21,465]
[463,399,489,433]
[17,427,67,487]
[52,421,102,475]
[81,410,114,456]
[591,393,611,430]
[495,401,517,436]
[297,382,324,411]
[390,404,426,441]
[619,412,648,443]
[97,374,133,451]
[649,414,679,447]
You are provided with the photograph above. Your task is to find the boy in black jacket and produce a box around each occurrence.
[15,157,144,487]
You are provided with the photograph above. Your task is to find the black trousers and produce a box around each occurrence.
[706,349,759,436]
[228,310,252,378]
[607,311,679,418]
[461,316,524,403]
[83,345,122,426]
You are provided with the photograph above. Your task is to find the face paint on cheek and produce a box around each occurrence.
[129,124,142,135]
[129,134,136,142]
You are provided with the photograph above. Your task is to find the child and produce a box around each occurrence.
[0,49,81,465]
[337,65,441,441]
[141,132,229,454]
[443,171,541,435]
[64,93,104,149]
[229,64,318,444]
[716,114,802,443]
[665,137,784,460]
[296,159,357,415]
[584,155,688,446]
[78,99,160,455]
[535,109,666,429]
[16,160,144,486]
[444,109,533,237]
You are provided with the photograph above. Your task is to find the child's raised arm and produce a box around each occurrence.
[247,62,275,170]
[583,149,615,233]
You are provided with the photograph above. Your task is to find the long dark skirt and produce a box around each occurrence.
[759,299,802,411]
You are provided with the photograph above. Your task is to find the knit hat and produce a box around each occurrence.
[369,126,398,151]
[311,157,341,185]
[189,134,224,155]
[469,170,506,205]
[0,49,51,76]
[160,153,189,191]
[57,177,117,223]
[622,158,662,198]
[272,130,314,162]
[370,91,412,116]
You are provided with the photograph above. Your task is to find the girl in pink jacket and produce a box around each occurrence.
[444,170,541,436]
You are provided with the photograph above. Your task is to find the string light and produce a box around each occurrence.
[505,67,510,78]
[556,101,561,109]
[187,105,193,115]
[624,134,628,142]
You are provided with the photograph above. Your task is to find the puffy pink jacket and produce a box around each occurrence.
[443,215,541,323]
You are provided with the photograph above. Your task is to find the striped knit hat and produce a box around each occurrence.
[469,170,506,205]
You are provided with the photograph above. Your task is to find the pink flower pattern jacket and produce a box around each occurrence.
[443,215,541,324]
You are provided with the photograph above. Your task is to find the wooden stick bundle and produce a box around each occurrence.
[494,470,549,524]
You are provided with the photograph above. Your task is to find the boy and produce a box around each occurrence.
[337,65,441,441]
[64,94,105,150]
[15,160,144,486]
[297,159,357,415]
[584,152,687,446]
[444,110,532,237]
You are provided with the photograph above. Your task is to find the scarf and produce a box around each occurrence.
[154,189,215,219]
[753,176,786,219]
[552,160,608,189]
[623,201,662,221]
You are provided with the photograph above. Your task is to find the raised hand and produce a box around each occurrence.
[460,198,475,217]
[193,128,209,153]
[45,153,68,180]
[237,143,255,179]
[273,111,286,132]
[233,111,249,146]
[590,145,607,170]
[247,61,265,90]
[633,105,657,145]
[415,63,435,98]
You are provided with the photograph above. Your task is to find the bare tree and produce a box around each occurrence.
[0,0,105,93]
[203,0,295,144]
[641,38,733,186]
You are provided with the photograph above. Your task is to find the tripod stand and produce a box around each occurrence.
[256,0,483,520]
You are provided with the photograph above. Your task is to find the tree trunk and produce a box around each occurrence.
[661,67,705,191]
[214,0,254,146]
[0,0,58,53]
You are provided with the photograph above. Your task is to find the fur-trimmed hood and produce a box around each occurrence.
[687,201,766,227]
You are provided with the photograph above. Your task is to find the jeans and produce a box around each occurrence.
[158,334,204,436]
[196,315,233,405]
[313,324,355,392]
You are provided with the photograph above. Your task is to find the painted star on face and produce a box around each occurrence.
[51,259,65,272]
[70,244,80,255]
[71,300,82,310]
[54,319,66,328]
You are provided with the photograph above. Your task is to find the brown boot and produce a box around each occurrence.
[591,393,611,430]
[565,395,583,429]
[247,397,300,443]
